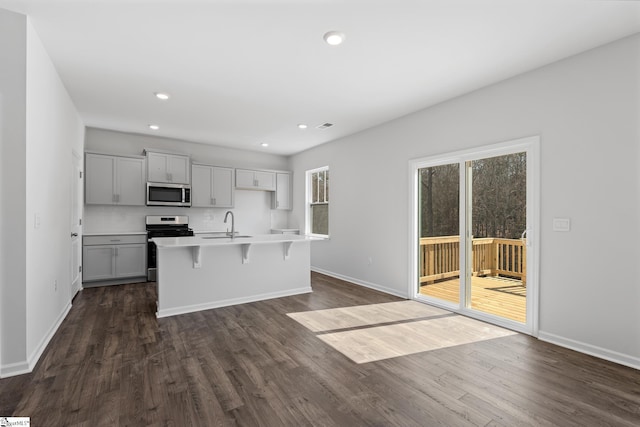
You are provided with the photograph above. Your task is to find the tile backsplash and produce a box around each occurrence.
[84,190,291,235]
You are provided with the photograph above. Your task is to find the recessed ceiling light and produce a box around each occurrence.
[154,92,170,100]
[297,124,308,129]
[148,124,160,130]
[261,143,269,147]
[323,31,345,46]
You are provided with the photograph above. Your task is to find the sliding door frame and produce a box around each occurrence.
[408,136,540,336]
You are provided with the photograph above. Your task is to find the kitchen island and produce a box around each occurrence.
[152,234,313,318]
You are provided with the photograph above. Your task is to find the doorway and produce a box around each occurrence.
[409,137,539,335]
[70,151,83,297]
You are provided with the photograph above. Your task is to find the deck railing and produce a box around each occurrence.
[419,236,526,285]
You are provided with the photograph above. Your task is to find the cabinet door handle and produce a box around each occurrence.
[71,232,78,238]
[112,194,116,203]
[114,247,118,256]
[213,198,216,205]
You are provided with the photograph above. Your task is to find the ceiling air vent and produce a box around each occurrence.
[316,122,334,129]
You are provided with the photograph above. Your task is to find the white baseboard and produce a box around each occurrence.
[0,360,31,378]
[157,287,313,318]
[538,331,640,371]
[1,302,72,378]
[311,267,408,299]
[311,268,639,371]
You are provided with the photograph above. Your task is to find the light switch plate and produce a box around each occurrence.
[553,217,571,232]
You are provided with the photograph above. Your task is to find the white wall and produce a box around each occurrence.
[25,19,85,368]
[0,11,84,377]
[290,35,640,368]
[0,8,28,376]
[84,128,291,235]
[86,127,288,170]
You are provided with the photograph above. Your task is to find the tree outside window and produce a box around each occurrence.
[307,167,329,237]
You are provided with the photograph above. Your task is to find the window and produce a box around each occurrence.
[306,166,329,237]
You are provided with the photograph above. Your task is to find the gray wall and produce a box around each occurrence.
[290,34,640,368]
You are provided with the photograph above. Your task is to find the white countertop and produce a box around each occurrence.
[152,233,316,248]
[84,231,147,236]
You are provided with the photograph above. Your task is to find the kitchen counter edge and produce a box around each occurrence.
[152,234,319,248]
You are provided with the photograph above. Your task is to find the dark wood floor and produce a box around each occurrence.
[1,272,639,426]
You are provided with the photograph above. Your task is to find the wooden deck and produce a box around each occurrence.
[419,276,526,323]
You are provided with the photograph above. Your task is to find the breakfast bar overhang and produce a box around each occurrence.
[153,234,313,318]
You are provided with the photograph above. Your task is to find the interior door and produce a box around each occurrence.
[412,137,539,335]
[70,151,83,296]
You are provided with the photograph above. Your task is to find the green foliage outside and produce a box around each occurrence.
[420,152,526,239]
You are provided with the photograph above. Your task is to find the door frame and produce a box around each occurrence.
[408,136,540,336]
[70,150,83,298]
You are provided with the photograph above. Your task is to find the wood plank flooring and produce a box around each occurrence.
[288,301,518,364]
[420,276,527,323]
[1,272,639,426]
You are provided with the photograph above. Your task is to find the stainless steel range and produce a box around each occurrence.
[146,215,193,281]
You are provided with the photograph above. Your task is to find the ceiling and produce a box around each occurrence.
[1,0,639,155]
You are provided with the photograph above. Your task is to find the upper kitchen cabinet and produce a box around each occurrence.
[85,153,145,206]
[192,164,234,208]
[145,150,190,184]
[236,169,276,191]
[272,172,292,210]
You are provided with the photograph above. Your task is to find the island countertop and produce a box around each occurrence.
[154,233,313,318]
[152,233,316,248]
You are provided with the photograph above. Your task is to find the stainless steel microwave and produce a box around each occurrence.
[146,182,191,207]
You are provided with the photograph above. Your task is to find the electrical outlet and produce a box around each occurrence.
[54,280,57,292]
[367,257,373,265]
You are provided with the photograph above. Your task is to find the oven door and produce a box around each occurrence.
[146,183,191,207]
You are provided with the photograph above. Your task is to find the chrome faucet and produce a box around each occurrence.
[224,211,235,239]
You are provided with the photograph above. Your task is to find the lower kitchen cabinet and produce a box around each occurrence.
[83,234,147,285]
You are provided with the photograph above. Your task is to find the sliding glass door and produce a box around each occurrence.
[467,153,528,323]
[417,162,460,305]
[410,137,538,334]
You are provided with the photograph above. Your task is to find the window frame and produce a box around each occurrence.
[305,166,330,238]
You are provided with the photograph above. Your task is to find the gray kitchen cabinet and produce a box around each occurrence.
[192,164,234,208]
[272,172,292,210]
[82,234,147,284]
[85,153,145,206]
[82,245,115,281]
[146,151,190,184]
[236,168,276,191]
